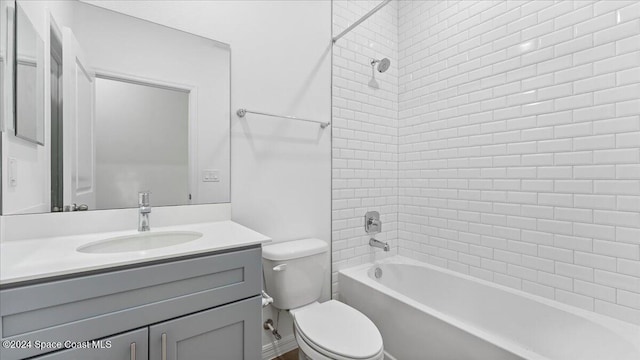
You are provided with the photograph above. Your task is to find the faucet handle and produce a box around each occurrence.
[138,191,150,206]
[365,211,382,235]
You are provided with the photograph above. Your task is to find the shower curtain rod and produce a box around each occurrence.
[236,108,330,129]
[332,0,392,43]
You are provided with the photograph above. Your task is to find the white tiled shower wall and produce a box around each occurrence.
[332,0,640,324]
[332,0,399,297]
[397,0,640,324]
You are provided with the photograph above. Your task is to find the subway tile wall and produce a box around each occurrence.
[397,0,640,324]
[332,0,399,298]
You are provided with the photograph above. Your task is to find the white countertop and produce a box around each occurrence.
[0,220,271,286]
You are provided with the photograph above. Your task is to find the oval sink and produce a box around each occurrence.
[77,231,203,254]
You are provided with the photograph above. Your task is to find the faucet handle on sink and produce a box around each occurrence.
[138,191,151,207]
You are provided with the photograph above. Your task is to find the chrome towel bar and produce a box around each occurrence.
[236,108,330,129]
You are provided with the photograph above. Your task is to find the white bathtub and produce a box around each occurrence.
[339,256,640,360]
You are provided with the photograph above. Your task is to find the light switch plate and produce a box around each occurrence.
[8,158,17,187]
[202,169,220,182]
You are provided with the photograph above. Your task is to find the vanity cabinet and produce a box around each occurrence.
[31,328,149,360]
[149,297,260,360]
[0,246,262,360]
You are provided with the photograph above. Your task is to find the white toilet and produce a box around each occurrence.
[263,238,384,360]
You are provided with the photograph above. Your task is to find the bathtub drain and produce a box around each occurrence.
[374,267,383,279]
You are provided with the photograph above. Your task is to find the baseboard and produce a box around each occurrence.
[262,334,298,360]
[384,351,398,360]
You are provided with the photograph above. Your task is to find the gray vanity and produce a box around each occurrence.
[1,246,262,360]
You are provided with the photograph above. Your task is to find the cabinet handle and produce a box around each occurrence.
[130,342,136,360]
[161,333,167,360]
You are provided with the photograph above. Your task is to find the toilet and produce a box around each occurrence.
[263,238,384,360]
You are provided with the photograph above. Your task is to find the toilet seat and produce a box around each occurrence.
[292,300,384,360]
[295,322,384,360]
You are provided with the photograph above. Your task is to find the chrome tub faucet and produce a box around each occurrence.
[369,238,390,252]
[365,211,389,251]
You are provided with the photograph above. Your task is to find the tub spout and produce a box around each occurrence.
[370,238,390,251]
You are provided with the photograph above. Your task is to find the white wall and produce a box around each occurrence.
[81,0,332,355]
[398,0,640,325]
[331,0,399,299]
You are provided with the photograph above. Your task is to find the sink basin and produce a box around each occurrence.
[77,231,203,254]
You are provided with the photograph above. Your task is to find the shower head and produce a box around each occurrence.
[368,57,390,89]
[371,58,391,73]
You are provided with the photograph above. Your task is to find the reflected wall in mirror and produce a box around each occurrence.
[15,2,44,145]
[0,0,15,136]
[94,77,189,210]
[1,0,231,215]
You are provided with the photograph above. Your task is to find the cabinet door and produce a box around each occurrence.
[149,296,261,360]
[33,328,148,360]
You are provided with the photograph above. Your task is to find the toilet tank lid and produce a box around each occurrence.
[262,238,328,261]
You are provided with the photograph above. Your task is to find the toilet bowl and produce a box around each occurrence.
[291,301,384,360]
[262,239,384,360]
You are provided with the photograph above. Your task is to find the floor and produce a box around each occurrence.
[273,348,298,360]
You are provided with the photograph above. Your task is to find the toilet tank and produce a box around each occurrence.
[262,238,328,310]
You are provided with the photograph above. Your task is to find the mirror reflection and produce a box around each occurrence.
[94,78,189,210]
[0,0,12,134]
[15,3,45,145]
[1,0,231,215]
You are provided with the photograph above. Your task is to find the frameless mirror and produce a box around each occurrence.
[15,2,44,145]
[1,0,231,215]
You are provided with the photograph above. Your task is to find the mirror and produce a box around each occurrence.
[15,2,44,145]
[1,0,231,215]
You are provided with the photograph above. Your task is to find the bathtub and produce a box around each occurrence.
[338,256,640,360]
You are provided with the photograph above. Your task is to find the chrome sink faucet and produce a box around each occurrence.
[138,191,151,232]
